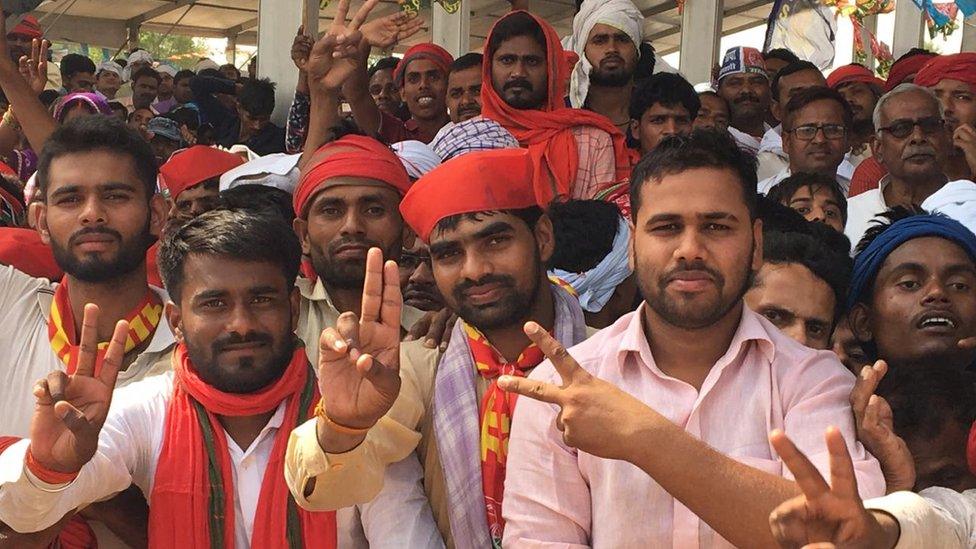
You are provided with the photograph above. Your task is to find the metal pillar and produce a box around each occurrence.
[891,0,925,58]
[679,0,723,85]
[257,0,318,125]
[431,0,470,57]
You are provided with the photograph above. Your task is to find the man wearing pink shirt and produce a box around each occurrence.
[499,130,885,547]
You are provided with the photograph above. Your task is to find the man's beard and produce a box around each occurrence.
[638,250,753,330]
[185,329,295,394]
[588,62,633,88]
[451,251,543,330]
[852,118,875,136]
[50,223,153,283]
[501,78,546,110]
[311,235,398,290]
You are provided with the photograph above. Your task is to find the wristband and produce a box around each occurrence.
[25,446,79,485]
[314,399,373,436]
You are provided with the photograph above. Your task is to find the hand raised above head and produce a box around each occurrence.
[305,0,380,93]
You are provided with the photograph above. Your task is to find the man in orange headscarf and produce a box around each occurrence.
[915,52,976,181]
[480,11,633,213]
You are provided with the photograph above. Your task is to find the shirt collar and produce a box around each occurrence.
[146,285,176,352]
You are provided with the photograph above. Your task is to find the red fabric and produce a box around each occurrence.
[0,160,17,177]
[885,51,937,91]
[827,64,884,90]
[914,53,976,88]
[149,345,336,548]
[159,146,244,199]
[299,258,316,281]
[400,148,539,242]
[9,16,42,39]
[969,420,976,478]
[480,11,632,205]
[848,156,887,198]
[294,135,411,216]
[146,242,162,288]
[393,43,453,84]
[0,228,62,280]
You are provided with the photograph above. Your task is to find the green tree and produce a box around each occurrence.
[136,30,210,69]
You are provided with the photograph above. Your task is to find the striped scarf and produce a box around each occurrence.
[47,281,162,374]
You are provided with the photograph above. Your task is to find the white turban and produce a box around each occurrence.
[155,63,178,78]
[219,153,302,194]
[123,50,154,81]
[568,0,644,109]
[391,140,441,180]
[549,216,633,313]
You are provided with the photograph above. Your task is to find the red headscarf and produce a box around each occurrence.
[827,64,885,90]
[914,53,976,89]
[394,43,454,85]
[159,146,245,199]
[0,228,63,280]
[293,135,411,217]
[400,148,539,243]
[480,11,632,205]
[8,15,42,39]
[885,50,937,91]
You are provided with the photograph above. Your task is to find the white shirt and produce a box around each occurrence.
[757,126,788,181]
[728,125,768,156]
[845,176,892,251]
[865,488,976,549]
[921,179,976,236]
[757,160,854,197]
[0,372,441,548]
[0,265,175,438]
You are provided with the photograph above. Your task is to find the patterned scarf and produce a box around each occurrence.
[465,323,546,548]
[148,345,337,548]
[431,284,588,549]
[47,280,162,374]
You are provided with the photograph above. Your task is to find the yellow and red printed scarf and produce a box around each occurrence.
[149,344,337,549]
[465,323,546,548]
[47,280,163,374]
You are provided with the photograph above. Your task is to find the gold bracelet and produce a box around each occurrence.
[314,398,373,436]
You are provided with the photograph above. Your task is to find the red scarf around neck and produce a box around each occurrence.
[465,323,546,547]
[149,345,336,549]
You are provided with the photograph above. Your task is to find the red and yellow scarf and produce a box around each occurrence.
[149,345,336,549]
[465,323,546,547]
[47,280,163,374]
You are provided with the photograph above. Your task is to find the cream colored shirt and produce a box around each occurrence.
[865,488,976,549]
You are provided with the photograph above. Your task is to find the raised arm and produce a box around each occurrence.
[0,19,55,157]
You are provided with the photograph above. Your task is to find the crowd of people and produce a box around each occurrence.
[0,0,974,546]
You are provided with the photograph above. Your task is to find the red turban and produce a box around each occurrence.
[481,11,632,206]
[400,149,538,242]
[159,146,244,199]
[293,135,411,217]
[0,228,63,280]
[394,43,454,85]
[8,16,42,39]
[885,51,937,91]
[914,53,976,89]
[827,64,884,90]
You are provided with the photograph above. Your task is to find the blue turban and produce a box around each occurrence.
[847,215,976,311]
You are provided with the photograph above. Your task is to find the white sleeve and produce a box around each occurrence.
[865,488,976,549]
[0,264,48,315]
[356,453,444,548]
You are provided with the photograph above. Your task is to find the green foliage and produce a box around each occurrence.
[136,30,210,69]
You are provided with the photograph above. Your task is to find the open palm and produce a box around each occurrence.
[304,0,379,92]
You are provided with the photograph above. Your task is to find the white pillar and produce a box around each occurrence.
[431,0,470,57]
[257,0,318,125]
[962,17,976,51]
[891,0,924,58]
[225,35,237,66]
[679,0,723,85]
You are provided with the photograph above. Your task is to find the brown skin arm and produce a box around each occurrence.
[0,20,55,157]
[78,485,149,549]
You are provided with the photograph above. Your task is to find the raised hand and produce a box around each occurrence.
[768,428,898,549]
[849,360,915,493]
[953,124,976,177]
[316,248,402,446]
[28,304,128,474]
[305,0,380,93]
[361,11,424,51]
[497,322,656,461]
[18,38,47,94]
[291,25,314,72]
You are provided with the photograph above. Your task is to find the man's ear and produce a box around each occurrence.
[164,301,184,344]
[149,194,168,239]
[771,99,783,123]
[35,202,50,245]
[401,225,417,251]
[289,286,301,334]
[627,219,636,272]
[848,302,873,344]
[869,133,881,161]
[293,217,311,255]
[534,214,556,264]
[629,119,640,142]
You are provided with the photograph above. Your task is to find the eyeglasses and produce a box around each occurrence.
[789,124,847,141]
[400,251,431,270]
[877,117,945,139]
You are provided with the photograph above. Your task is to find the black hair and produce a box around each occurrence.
[132,66,161,85]
[198,68,221,79]
[219,63,241,79]
[877,366,976,443]
[107,101,128,117]
[451,52,484,73]
[220,185,296,224]
[781,86,854,132]
[767,171,849,226]
[761,226,854,322]
[174,69,195,86]
[757,195,811,233]
[770,60,822,103]
[166,106,200,131]
[238,77,276,117]
[630,129,759,221]
[764,48,801,65]
[548,200,621,272]
[39,89,61,109]
[368,56,400,80]
[633,42,657,82]
[894,47,935,65]
[487,12,546,58]
[158,208,302,302]
[37,115,158,201]
[629,72,700,121]
[853,205,926,258]
[697,90,730,113]
[433,206,544,237]
[59,53,96,81]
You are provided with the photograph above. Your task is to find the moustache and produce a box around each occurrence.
[734,93,759,105]
[211,331,274,354]
[452,274,516,301]
[902,145,936,160]
[503,78,533,92]
[600,54,624,66]
[327,235,380,258]
[68,227,122,247]
[659,261,724,287]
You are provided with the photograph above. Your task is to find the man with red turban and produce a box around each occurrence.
[159,145,245,220]
[827,63,885,168]
[5,15,41,64]
[480,11,632,209]
[285,148,591,549]
[915,52,976,181]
